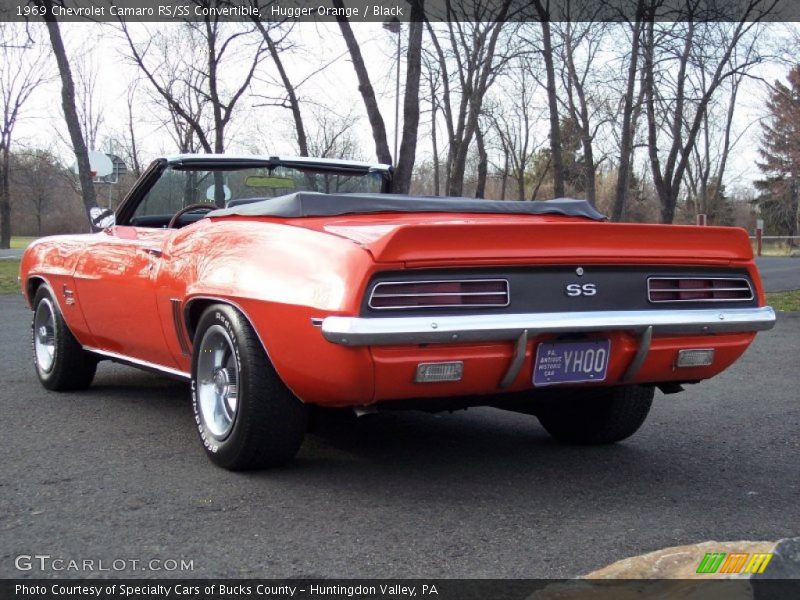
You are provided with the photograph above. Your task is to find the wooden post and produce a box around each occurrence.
[756,219,764,257]
[696,213,707,226]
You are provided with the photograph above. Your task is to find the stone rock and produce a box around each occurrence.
[752,536,800,579]
[526,538,800,599]
[583,540,777,579]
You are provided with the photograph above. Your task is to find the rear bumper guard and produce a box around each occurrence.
[321,306,776,347]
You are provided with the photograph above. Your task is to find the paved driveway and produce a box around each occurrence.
[0,294,797,579]
[756,257,800,292]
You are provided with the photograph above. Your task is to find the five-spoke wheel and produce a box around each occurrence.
[196,324,240,440]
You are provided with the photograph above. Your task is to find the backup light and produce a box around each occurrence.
[415,361,464,383]
[676,349,715,368]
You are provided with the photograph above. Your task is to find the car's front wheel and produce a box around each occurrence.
[191,304,308,470]
[31,286,97,391]
[536,385,654,444]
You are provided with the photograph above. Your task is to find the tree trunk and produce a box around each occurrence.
[531,157,551,201]
[612,3,643,221]
[431,98,439,196]
[0,147,9,248]
[475,126,488,198]
[535,2,564,198]
[393,2,425,194]
[255,21,309,157]
[334,2,392,166]
[38,0,99,230]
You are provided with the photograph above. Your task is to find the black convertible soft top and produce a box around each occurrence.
[208,192,607,221]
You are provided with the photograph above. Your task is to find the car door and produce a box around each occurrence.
[72,225,177,368]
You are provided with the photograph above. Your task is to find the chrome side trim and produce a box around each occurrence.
[83,346,191,380]
[647,276,754,303]
[321,307,776,346]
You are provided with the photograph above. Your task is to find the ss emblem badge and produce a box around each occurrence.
[565,283,597,297]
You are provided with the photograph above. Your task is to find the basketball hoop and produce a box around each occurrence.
[73,151,113,181]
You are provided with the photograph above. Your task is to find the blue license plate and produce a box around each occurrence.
[533,339,611,386]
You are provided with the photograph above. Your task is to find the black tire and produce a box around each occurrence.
[31,285,97,391]
[537,385,654,444]
[191,304,308,470]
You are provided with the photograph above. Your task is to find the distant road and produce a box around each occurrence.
[756,257,800,292]
[0,249,23,259]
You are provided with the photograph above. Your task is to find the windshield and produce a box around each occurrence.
[132,164,386,223]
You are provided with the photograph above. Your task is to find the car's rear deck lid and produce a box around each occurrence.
[208,192,607,220]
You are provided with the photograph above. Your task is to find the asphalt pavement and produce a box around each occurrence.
[0,249,23,260]
[0,294,798,579]
[756,257,800,292]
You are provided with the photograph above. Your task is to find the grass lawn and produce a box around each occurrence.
[766,289,800,312]
[10,236,36,250]
[0,259,20,294]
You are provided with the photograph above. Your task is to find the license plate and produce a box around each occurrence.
[533,339,611,386]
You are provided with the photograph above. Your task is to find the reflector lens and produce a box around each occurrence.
[415,361,464,383]
[676,349,715,368]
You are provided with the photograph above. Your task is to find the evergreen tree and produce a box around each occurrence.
[755,66,800,241]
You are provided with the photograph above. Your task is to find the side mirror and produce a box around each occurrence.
[89,207,116,231]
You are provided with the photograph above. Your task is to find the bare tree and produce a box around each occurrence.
[34,0,103,230]
[73,51,104,151]
[120,6,266,157]
[334,12,391,166]
[490,60,545,201]
[12,148,65,236]
[533,1,565,198]
[611,0,646,221]
[105,78,144,179]
[556,19,611,204]
[249,9,310,156]
[122,79,142,177]
[426,0,516,197]
[421,50,443,195]
[642,1,773,223]
[684,67,751,224]
[0,23,49,247]
[334,1,425,193]
[121,6,266,205]
[306,109,363,160]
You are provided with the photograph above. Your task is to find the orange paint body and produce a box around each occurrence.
[20,211,767,406]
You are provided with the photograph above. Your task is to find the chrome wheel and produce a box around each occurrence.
[196,324,239,440]
[34,297,56,373]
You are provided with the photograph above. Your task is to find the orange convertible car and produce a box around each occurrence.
[20,155,776,470]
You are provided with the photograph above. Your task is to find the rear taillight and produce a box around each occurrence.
[647,277,753,303]
[369,279,509,310]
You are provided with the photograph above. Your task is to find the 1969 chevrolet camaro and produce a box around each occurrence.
[20,154,776,470]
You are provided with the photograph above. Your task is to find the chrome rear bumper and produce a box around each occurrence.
[321,306,776,346]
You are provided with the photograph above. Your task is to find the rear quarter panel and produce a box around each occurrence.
[160,218,385,404]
